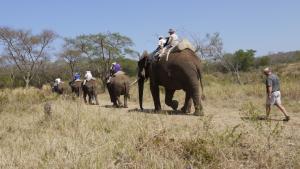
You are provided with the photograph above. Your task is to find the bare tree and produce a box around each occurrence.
[0,27,56,88]
[60,38,82,77]
[189,32,243,84]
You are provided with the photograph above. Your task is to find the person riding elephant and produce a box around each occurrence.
[137,47,204,116]
[106,73,130,108]
[69,72,82,97]
[107,62,122,83]
[52,78,64,94]
[83,71,93,85]
[155,36,166,58]
[73,72,80,81]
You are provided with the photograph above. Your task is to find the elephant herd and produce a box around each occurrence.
[53,48,205,116]
[66,74,130,108]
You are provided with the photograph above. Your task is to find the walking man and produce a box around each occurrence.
[264,67,290,121]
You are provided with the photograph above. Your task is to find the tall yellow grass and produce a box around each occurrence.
[0,73,299,168]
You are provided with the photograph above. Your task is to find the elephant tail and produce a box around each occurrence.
[124,82,130,99]
[195,63,204,96]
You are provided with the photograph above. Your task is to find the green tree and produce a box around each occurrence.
[233,49,256,71]
[255,56,270,67]
[63,32,134,91]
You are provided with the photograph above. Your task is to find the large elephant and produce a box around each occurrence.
[106,73,130,108]
[82,79,99,105]
[137,49,204,116]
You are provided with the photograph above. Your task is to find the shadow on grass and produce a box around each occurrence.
[102,105,127,108]
[241,115,286,122]
[128,108,193,116]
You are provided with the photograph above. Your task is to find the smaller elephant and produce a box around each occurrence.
[106,73,130,108]
[52,83,64,94]
[69,80,82,97]
[82,79,99,105]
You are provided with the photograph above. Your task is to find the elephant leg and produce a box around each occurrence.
[181,92,192,113]
[165,89,178,110]
[191,86,203,116]
[88,93,93,104]
[117,97,123,107]
[124,95,128,108]
[94,93,99,105]
[107,85,114,103]
[77,88,80,97]
[83,92,88,103]
[113,100,118,107]
[150,83,161,111]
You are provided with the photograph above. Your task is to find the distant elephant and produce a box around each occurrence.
[137,49,204,116]
[106,73,130,108]
[52,83,64,94]
[69,80,82,97]
[82,79,99,105]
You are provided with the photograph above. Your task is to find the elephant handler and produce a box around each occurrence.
[263,67,290,121]
[155,36,166,59]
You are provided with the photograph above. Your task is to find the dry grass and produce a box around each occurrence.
[0,75,300,168]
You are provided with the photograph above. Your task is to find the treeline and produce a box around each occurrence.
[203,49,300,84]
[1,27,299,89]
[0,27,138,90]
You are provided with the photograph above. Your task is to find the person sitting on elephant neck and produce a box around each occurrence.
[107,62,122,83]
[74,72,80,81]
[83,71,93,85]
[53,78,62,91]
[155,36,166,59]
[71,72,81,83]
[54,78,62,87]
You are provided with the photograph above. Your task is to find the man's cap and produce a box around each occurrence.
[168,29,175,33]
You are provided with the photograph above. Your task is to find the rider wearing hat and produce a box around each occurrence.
[165,28,179,48]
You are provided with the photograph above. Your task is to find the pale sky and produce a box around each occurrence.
[1,0,300,56]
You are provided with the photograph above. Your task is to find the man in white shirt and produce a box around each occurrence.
[54,78,61,86]
[156,36,166,57]
[83,71,93,85]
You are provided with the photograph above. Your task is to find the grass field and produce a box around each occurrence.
[0,71,300,169]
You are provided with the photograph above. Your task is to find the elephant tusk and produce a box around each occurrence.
[130,79,138,86]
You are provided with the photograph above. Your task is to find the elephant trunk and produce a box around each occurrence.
[138,78,144,110]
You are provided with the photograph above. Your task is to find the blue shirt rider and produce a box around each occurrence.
[110,62,121,75]
[73,72,80,81]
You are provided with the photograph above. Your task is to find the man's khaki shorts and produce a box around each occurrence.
[266,91,281,105]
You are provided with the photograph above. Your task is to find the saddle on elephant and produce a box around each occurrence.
[74,79,82,87]
[85,78,96,86]
[114,71,125,76]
